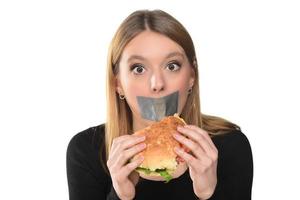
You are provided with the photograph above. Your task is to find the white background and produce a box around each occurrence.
[0,0,299,199]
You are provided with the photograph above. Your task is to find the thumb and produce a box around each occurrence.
[129,171,140,186]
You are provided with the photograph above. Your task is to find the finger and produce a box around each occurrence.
[114,142,146,167]
[110,135,146,159]
[181,143,191,153]
[172,134,190,154]
[177,126,214,155]
[110,135,132,157]
[184,125,218,161]
[174,147,214,171]
[121,156,144,177]
[112,135,145,150]
[176,156,185,163]
[111,135,132,148]
[173,132,205,159]
[122,135,146,150]
[174,147,198,169]
[184,125,218,152]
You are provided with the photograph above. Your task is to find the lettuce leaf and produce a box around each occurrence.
[136,167,173,183]
[155,169,173,183]
[136,167,151,174]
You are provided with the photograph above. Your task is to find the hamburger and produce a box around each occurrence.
[131,113,189,182]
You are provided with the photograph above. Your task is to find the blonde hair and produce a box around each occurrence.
[104,9,240,172]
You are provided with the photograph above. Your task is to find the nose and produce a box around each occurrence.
[150,71,165,93]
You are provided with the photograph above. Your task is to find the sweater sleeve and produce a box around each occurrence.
[66,130,120,200]
[208,131,253,200]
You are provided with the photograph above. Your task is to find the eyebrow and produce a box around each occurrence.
[127,51,184,63]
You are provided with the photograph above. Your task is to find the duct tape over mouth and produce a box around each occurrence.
[137,91,179,121]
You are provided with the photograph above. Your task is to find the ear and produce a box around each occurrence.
[115,76,123,95]
[189,58,197,88]
[189,68,195,88]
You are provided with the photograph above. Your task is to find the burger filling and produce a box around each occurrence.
[136,167,173,182]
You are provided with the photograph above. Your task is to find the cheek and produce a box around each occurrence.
[121,78,146,112]
[171,70,190,93]
[123,78,146,97]
[178,83,189,108]
[172,72,191,112]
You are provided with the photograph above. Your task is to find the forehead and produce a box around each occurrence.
[121,31,185,61]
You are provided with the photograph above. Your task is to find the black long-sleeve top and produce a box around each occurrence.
[66,124,253,200]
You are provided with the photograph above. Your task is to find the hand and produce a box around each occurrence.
[173,125,218,199]
[107,134,146,200]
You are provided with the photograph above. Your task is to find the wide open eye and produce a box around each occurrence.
[130,64,146,75]
[166,61,182,71]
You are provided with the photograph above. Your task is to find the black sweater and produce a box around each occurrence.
[66,124,253,200]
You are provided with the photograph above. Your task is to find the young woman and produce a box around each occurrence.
[67,9,253,200]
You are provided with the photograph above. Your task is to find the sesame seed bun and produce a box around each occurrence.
[132,113,188,181]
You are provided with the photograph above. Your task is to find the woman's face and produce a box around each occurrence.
[116,31,195,129]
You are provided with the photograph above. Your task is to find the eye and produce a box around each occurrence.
[130,64,146,75]
[166,61,181,71]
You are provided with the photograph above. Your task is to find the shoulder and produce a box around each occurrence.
[67,123,106,158]
[66,124,111,194]
[212,129,252,152]
[209,130,253,198]
[212,129,253,174]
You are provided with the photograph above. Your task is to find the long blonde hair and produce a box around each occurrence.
[104,9,240,172]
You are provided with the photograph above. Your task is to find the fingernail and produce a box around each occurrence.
[140,143,146,148]
[177,126,183,130]
[174,147,182,152]
[173,133,180,139]
[139,135,146,140]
